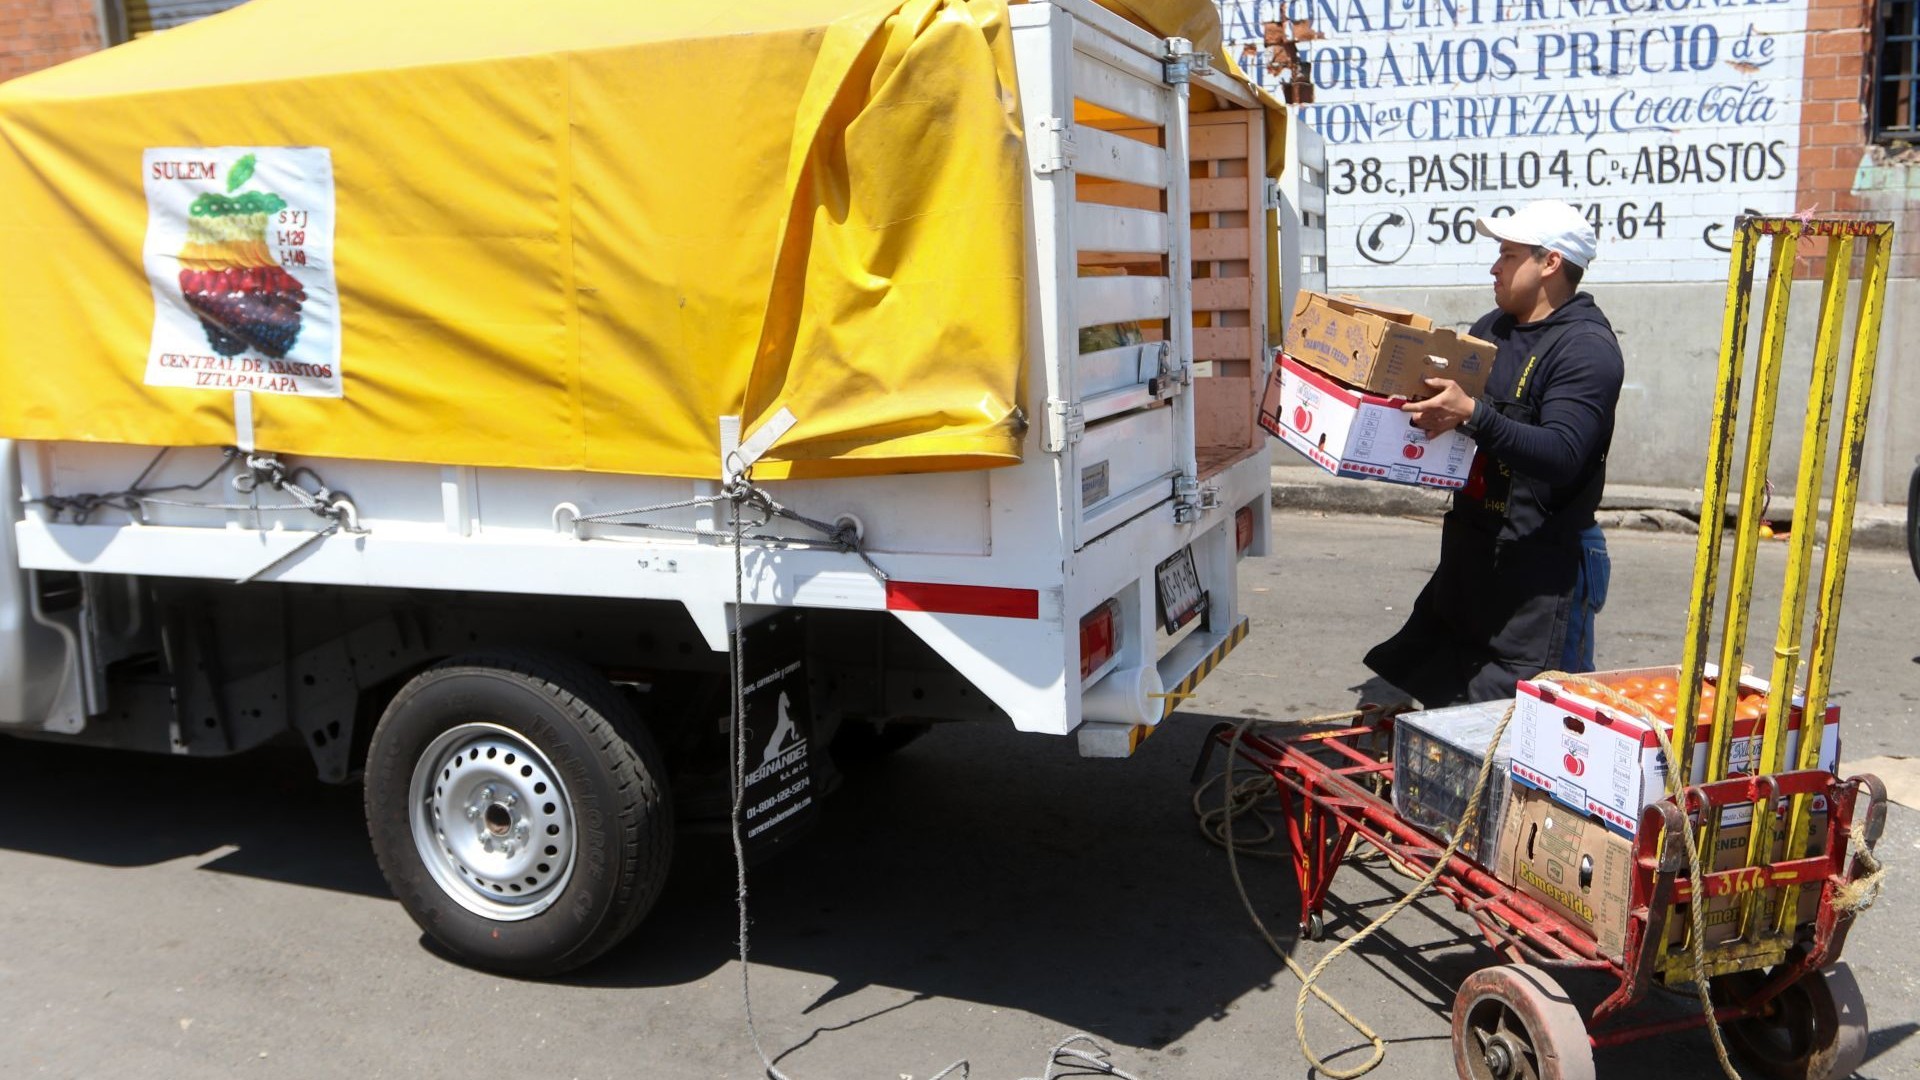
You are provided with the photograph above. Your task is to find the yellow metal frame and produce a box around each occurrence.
[1663,217,1894,982]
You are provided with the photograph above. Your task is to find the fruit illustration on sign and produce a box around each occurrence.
[1563,753,1586,777]
[1292,406,1312,433]
[176,154,305,358]
[1402,442,1425,460]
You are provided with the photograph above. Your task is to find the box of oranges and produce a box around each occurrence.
[1258,353,1479,489]
[1507,665,1839,837]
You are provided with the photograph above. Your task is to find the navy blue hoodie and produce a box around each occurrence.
[1458,293,1624,542]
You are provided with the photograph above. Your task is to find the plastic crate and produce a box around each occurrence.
[1392,701,1513,867]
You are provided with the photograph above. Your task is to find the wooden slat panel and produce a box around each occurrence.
[1072,53,1169,126]
[1193,277,1253,312]
[1077,125,1169,188]
[1194,376,1255,452]
[1194,327,1252,361]
[1076,274,1170,329]
[1189,122,1251,162]
[1075,203,1167,257]
[1192,177,1250,213]
[1077,251,1162,267]
[1076,178,1161,211]
[1193,228,1251,261]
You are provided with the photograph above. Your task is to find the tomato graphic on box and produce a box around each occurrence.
[1292,406,1313,433]
[175,154,305,358]
[1563,752,1586,777]
[1402,443,1425,460]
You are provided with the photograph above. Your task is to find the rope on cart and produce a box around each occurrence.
[1548,674,1741,1080]
[1201,680,1744,1080]
[1836,817,1887,913]
[1191,707,1378,858]
[716,465,1139,1080]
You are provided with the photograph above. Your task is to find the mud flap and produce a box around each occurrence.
[735,610,819,859]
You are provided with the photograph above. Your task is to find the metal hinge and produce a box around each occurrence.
[1263,178,1283,212]
[1046,398,1085,451]
[1172,474,1219,523]
[1034,117,1076,175]
[1163,38,1211,84]
[1145,341,1186,401]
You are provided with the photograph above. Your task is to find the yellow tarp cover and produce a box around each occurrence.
[0,0,1270,479]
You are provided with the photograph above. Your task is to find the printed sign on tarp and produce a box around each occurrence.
[1217,0,1810,285]
[736,612,818,854]
[142,147,341,396]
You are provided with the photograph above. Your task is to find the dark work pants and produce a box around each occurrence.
[1363,514,1588,707]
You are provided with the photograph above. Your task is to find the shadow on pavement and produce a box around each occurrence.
[568,717,1310,1051]
[7,716,1901,1069]
[3,716,1309,1050]
[1,734,387,897]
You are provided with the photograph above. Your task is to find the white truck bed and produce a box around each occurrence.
[8,0,1293,756]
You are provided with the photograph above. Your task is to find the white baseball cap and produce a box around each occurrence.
[1475,200,1597,268]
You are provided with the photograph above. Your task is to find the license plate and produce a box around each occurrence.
[1155,546,1206,632]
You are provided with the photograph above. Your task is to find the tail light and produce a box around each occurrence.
[1080,598,1121,683]
[1236,505,1255,554]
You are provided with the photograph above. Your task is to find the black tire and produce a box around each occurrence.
[364,650,673,976]
[1712,964,1869,1080]
[1905,461,1919,583]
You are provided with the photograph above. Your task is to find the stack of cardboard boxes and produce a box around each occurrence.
[1259,292,1496,490]
[1391,668,1840,959]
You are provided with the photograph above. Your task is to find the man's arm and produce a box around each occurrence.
[1462,333,1623,485]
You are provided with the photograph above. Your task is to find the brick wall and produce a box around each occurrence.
[1796,0,1920,277]
[0,0,103,84]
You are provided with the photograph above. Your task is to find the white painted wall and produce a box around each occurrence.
[1218,0,1811,287]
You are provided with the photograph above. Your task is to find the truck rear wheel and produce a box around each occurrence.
[364,651,672,976]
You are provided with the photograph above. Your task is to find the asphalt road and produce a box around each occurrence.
[2,512,1915,1079]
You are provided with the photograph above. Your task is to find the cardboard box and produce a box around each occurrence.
[1496,785,1634,959]
[1671,802,1829,948]
[1258,353,1478,489]
[1284,291,1497,400]
[1494,787,1825,959]
[1392,700,1513,867]
[1508,665,1840,837]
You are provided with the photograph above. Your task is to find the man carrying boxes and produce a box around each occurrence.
[1365,200,1625,706]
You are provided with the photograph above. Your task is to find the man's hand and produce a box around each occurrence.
[1402,377,1477,435]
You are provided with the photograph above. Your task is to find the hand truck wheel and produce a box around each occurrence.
[1710,963,1869,1080]
[1302,913,1325,942]
[1451,963,1595,1080]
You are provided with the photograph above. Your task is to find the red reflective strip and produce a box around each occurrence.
[886,581,1040,619]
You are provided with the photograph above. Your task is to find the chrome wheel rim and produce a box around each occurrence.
[408,722,576,921]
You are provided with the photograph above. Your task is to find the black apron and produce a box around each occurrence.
[1364,324,1591,706]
